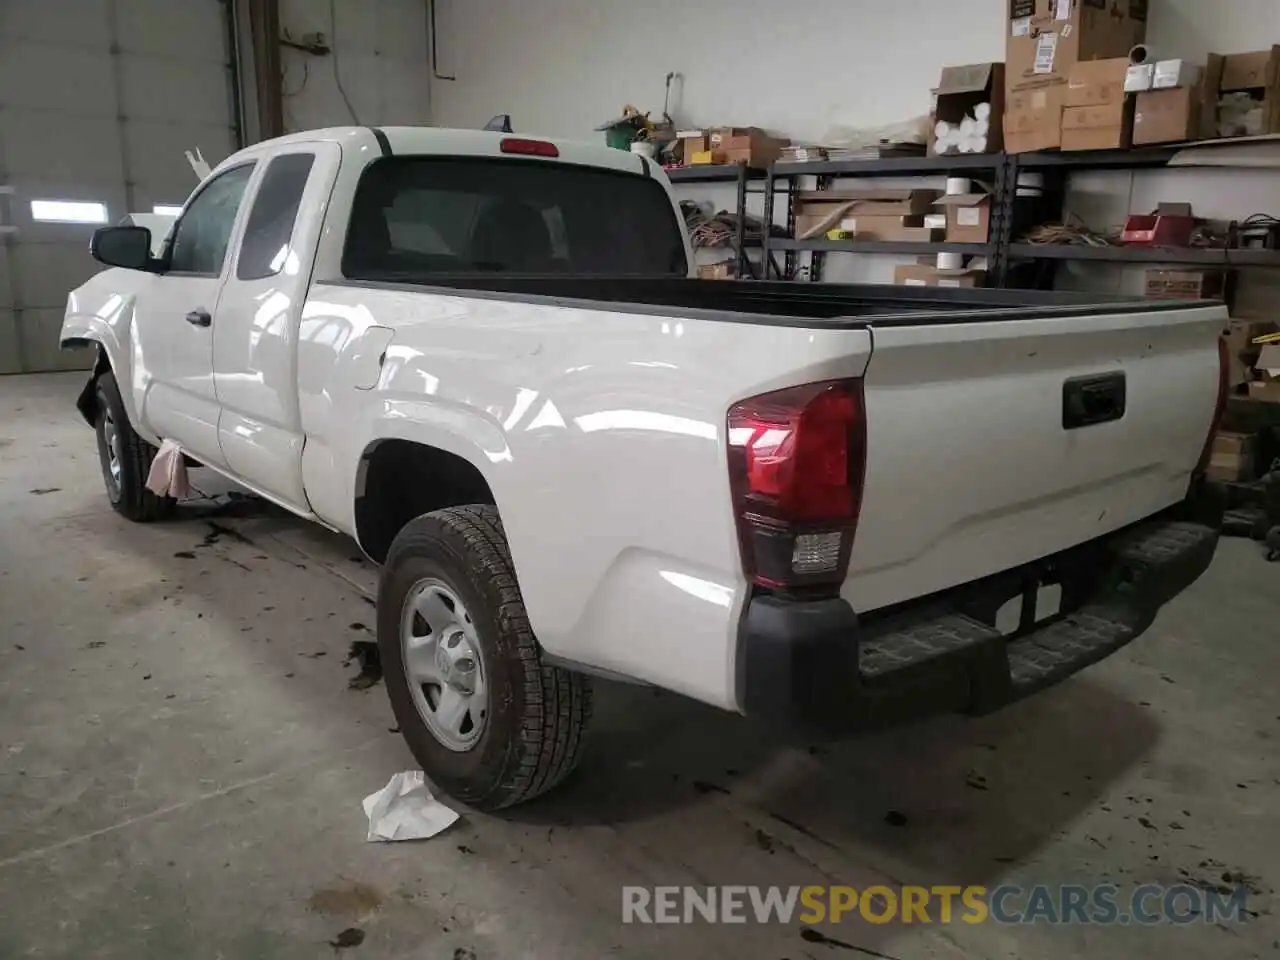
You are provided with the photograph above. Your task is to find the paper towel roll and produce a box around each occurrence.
[935,120,951,140]
[1129,43,1150,64]
[960,117,977,137]
[945,177,971,196]
[974,102,991,121]
[936,252,964,270]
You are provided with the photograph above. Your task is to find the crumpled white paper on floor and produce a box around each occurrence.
[362,771,459,842]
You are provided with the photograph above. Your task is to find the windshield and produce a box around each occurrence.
[342,156,688,279]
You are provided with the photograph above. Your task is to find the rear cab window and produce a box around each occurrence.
[341,156,688,279]
[237,152,316,280]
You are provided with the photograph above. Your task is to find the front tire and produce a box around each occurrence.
[377,505,592,810]
[94,371,175,522]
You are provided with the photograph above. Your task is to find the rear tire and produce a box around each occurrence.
[94,371,175,522]
[377,505,592,810]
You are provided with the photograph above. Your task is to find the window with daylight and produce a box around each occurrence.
[30,200,108,224]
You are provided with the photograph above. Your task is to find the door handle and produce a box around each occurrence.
[185,308,212,327]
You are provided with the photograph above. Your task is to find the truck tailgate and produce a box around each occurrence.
[844,304,1224,614]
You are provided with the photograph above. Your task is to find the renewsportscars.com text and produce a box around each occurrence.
[622,884,1252,926]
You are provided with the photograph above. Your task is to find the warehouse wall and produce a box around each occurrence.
[431,0,1280,143]
[430,0,1280,287]
[277,0,433,132]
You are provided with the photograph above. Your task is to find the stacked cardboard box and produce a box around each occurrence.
[793,190,939,241]
[680,127,788,166]
[1206,432,1255,483]
[1062,58,1133,150]
[1004,0,1149,153]
[1207,46,1280,138]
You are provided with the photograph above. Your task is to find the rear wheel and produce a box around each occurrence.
[377,505,592,810]
[94,371,175,522]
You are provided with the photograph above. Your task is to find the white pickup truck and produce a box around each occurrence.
[61,126,1226,809]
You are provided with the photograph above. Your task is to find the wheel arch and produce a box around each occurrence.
[353,437,499,563]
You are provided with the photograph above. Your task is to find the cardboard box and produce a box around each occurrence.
[1006,0,1148,93]
[1125,62,1155,92]
[793,190,939,239]
[893,264,987,288]
[1133,86,1200,145]
[697,261,734,280]
[1143,269,1226,300]
[931,62,1005,154]
[681,136,708,160]
[795,214,938,243]
[688,149,723,165]
[1005,84,1069,152]
[1067,58,1131,107]
[1247,380,1280,403]
[1153,59,1199,89]
[1220,48,1280,91]
[933,193,991,243]
[1005,0,1148,151]
[837,215,937,242]
[1206,431,1255,482]
[1208,46,1280,136]
[718,134,784,167]
[1258,343,1280,377]
[1061,100,1133,149]
[708,126,764,147]
[795,189,938,216]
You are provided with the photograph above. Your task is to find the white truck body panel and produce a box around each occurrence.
[60,126,1226,716]
[847,306,1220,613]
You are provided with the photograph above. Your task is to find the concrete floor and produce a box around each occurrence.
[0,372,1277,960]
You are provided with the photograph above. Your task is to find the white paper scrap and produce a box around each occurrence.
[362,771,459,842]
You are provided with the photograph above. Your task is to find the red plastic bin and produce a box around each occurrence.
[1121,213,1195,246]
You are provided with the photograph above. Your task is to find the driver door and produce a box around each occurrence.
[134,162,256,468]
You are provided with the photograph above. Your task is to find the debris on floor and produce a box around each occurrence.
[328,927,365,950]
[363,771,459,842]
[345,639,382,690]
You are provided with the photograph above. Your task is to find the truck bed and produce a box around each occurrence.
[330,274,1201,327]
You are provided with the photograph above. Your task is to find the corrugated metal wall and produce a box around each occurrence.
[0,0,239,373]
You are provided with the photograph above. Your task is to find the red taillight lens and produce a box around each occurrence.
[500,137,560,158]
[1194,332,1230,476]
[728,379,867,591]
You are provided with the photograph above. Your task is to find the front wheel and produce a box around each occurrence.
[94,371,175,522]
[377,505,592,810]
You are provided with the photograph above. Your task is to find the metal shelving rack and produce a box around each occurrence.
[761,153,1007,283]
[665,162,768,278]
[734,142,1280,287]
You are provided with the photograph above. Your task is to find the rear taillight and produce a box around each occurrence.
[500,137,560,158]
[1194,332,1230,476]
[727,379,867,592]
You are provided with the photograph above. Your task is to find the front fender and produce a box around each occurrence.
[59,273,143,429]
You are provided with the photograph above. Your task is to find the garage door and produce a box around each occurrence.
[0,0,239,373]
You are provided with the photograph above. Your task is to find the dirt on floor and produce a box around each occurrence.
[1,372,1277,960]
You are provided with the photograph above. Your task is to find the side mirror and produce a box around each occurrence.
[90,226,157,271]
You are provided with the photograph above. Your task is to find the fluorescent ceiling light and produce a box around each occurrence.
[30,200,108,224]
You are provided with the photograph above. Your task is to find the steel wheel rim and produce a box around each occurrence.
[399,578,488,752]
[101,407,122,491]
